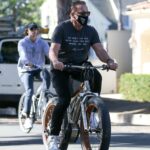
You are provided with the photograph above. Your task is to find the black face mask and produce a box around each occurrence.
[77,15,88,26]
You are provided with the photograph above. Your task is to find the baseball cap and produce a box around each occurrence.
[27,23,39,30]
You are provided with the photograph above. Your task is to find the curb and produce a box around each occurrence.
[101,94,150,126]
[110,112,150,125]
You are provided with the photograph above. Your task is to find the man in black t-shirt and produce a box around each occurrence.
[48,1,118,149]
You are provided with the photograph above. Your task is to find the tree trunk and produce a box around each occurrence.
[56,0,72,24]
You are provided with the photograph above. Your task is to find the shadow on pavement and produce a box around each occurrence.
[111,132,150,147]
[0,135,42,146]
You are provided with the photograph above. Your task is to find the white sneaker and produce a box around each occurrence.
[21,111,27,118]
[24,118,33,129]
[48,135,59,150]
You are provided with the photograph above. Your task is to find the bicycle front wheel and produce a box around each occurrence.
[18,94,32,133]
[80,96,111,150]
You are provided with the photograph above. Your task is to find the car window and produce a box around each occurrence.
[1,41,19,64]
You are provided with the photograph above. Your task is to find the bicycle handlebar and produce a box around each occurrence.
[64,64,109,71]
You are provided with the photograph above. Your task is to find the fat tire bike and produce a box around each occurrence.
[42,64,111,150]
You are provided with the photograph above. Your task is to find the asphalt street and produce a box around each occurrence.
[0,119,150,150]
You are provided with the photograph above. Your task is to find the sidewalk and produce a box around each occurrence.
[101,94,150,125]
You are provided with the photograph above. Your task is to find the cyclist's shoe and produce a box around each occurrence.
[48,135,59,150]
[21,111,27,118]
[24,118,33,129]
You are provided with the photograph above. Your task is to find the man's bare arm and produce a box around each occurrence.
[92,43,113,63]
[49,43,60,62]
[49,43,64,70]
[92,43,118,70]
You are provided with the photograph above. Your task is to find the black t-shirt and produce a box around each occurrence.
[51,20,100,64]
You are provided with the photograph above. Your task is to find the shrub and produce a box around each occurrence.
[119,73,150,102]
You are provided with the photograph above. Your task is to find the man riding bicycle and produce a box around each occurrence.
[48,1,118,149]
[17,22,51,129]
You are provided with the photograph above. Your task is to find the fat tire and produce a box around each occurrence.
[80,96,111,150]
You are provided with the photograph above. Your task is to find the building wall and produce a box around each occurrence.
[85,0,111,41]
[141,28,150,73]
[107,30,132,78]
[128,13,150,74]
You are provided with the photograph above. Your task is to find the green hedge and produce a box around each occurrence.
[119,73,150,102]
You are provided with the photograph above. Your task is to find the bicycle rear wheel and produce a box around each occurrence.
[80,96,111,150]
[18,94,32,133]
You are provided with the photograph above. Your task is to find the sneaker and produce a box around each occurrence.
[48,135,59,150]
[21,111,27,118]
[24,118,33,129]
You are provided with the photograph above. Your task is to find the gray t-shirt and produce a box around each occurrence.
[51,20,100,64]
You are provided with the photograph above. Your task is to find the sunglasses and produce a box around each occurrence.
[77,11,90,16]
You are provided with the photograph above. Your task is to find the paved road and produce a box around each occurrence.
[0,119,150,150]
[0,102,150,150]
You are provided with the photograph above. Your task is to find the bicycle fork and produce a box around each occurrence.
[81,101,88,131]
[80,93,99,132]
[80,94,92,132]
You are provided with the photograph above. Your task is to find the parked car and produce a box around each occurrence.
[0,36,51,108]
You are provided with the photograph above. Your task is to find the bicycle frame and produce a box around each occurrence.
[42,64,111,149]
[29,84,48,121]
[68,79,99,132]
[64,64,109,132]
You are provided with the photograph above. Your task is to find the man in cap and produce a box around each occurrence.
[17,22,50,129]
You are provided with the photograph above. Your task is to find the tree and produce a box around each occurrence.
[0,0,44,29]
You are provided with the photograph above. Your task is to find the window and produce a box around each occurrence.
[1,41,19,64]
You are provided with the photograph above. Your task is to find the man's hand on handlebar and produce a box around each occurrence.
[107,59,118,71]
[52,60,64,71]
[52,59,118,71]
